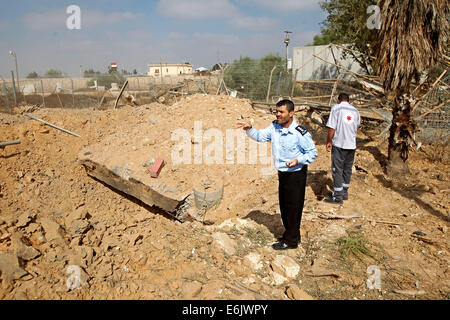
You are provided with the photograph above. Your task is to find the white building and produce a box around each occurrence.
[292,45,364,81]
[147,63,193,76]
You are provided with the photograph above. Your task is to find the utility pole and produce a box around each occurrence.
[284,30,292,70]
[9,50,20,97]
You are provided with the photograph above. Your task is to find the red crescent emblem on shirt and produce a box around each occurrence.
[347,116,352,121]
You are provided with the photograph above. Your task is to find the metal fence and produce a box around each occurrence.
[0,74,220,112]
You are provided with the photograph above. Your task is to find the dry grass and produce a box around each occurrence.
[337,231,375,260]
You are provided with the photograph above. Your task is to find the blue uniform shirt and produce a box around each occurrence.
[246,118,317,172]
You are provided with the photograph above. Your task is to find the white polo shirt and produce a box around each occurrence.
[326,101,360,150]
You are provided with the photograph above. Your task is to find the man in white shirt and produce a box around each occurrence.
[325,93,360,204]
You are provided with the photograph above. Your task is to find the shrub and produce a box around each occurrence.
[87,72,126,89]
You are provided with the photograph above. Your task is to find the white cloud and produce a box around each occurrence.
[230,16,278,31]
[156,0,239,20]
[22,9,138,30]
[22,9,66,30]
[245,0,320,11]
[156,0,278,31]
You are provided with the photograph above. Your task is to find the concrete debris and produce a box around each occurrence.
[40,218,66,246]
[271,255,300,279]
[286,284,315,300]
[212,232,237,256]
[0,252,28,280]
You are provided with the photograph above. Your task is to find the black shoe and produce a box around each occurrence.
[343,193,348,201]
[272,241,298,250]
[324,197,343,204]
[277,237,301,244]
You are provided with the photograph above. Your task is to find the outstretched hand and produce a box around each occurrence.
[326,142,332,152]
[236,121,252,130]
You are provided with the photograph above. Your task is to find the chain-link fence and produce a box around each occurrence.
[0,74,220,112]
[222,56,300,102]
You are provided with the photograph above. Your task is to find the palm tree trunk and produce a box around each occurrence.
[386,94,416,175]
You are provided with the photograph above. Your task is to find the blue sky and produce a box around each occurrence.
[0,0,325,77]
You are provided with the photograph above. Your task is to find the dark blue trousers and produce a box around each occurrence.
[278,166,307,245]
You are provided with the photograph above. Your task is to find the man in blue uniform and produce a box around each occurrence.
[237,99,317,250]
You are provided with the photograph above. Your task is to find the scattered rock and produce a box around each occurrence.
[182,281,203,299]
[40,218,66,246]
[10,233,41,261]
[16,213,34,228]
[269,270,288,286]
[324,224,347,240]
[101,235,120,251]
[97,262,113,279]
[212,218,259,232]
[438,225,447,234]
[0,253,28,280]
[212,232,237,255]
[271,255,300,279]
[24,223,40,234]
[65,207,89,225]
[285,284,315,300]
[126,233,144,246]
[244,252,264,271]
[198,280,223,299]
[70,219,91,236]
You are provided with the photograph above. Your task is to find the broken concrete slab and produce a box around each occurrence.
[78,137,190,214]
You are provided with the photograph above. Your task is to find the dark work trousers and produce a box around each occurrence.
[331,146,355,199]
[278,166,307,245]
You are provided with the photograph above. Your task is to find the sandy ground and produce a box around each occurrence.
[0,94,448,300]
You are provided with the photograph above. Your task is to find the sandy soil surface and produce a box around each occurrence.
[0,94,448,300]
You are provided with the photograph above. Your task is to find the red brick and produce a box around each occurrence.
[150,158,165,178]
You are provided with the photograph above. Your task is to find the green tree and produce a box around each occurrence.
[44,69,63,78]
[88,73,126,89]
[224,54,297,101]
[83,69,101,78]
[26,71,39,79]
[313,0,379,74]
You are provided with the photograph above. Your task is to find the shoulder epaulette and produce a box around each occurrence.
[295,125,308,136]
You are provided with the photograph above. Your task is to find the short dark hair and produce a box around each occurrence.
[276,99,295,112]
[338,93,349,102]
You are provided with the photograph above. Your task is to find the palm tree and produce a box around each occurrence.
[376,0,448,174]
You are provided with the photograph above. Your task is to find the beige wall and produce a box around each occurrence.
[1,74,219,94]
[2,78,90,93]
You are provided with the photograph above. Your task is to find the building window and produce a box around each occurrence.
[155,69,159,74]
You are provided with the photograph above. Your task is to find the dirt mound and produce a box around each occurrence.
[0,94,448,300]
